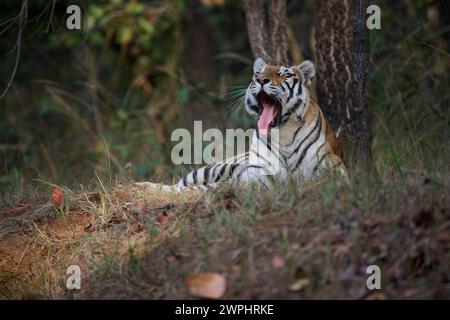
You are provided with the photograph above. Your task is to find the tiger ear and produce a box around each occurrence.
[253,58,267,74]
[298,60,316,86]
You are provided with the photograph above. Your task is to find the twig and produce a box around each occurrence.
[0,0,27,100]
[45,0,56,33]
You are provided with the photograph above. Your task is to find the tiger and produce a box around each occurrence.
[136,58,347,192]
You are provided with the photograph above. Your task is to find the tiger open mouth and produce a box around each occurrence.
[257,91,282,135]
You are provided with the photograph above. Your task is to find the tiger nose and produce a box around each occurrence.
[256,75,270,85]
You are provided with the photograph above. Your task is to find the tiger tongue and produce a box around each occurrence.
[257,101,278,135]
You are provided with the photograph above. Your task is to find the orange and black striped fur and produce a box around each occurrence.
[136,58,347,192]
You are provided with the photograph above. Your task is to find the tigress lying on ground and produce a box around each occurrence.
[136,58,347,192]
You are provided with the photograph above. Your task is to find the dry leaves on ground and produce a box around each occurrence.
[186,272,226,299]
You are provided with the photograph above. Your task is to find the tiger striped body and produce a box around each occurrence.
[136,59,347,192]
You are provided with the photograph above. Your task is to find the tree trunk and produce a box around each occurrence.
[314,0,353,146]
[268,0,288,66]
[242,0,271,62]
[242,0,288,65]
[351,0,372,171]
[314,0,373,170]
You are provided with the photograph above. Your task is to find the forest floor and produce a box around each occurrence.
[0,171,449,299]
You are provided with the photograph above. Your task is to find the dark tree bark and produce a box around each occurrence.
[242,0,288,65]
[314,0,353,144]
[268,0,288,66]
[351,0,372,171]
[243,0,271,63]
[314,0,373,170]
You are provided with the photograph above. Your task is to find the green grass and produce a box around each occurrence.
[2,157,448,299]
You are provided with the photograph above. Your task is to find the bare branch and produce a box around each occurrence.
[45,0,56,33]
[0,0,28,100]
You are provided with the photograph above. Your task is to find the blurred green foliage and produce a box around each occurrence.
[0,0,448,194]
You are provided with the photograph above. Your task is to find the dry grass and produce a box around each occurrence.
[0,170,449,299]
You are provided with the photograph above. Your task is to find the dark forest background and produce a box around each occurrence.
[0,0,449,196]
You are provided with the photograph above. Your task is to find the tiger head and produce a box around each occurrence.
[245,58,316,135]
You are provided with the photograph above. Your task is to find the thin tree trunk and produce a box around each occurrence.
[269,0,288,65]
[242,0,288,65]
[351,0,372,171]
[242,0,271,63]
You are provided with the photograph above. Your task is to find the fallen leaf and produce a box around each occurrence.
[365,293,386,300]
[289,278,309,291]
[437,231,449,242]
[51,187,64,206]
[186,272,226,299]
[157,212,169,224]
[165,255,177,263]
[271,255,285,269]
